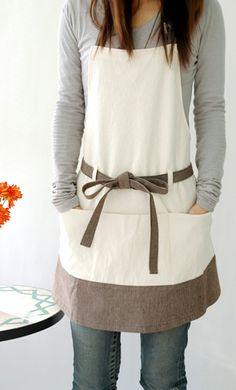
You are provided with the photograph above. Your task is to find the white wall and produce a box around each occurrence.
[0,1,235,389]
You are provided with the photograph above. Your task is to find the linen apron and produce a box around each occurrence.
[52,37,221,333]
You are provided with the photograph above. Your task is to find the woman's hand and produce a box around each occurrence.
[72,204,81,209]
[188,202,209,215]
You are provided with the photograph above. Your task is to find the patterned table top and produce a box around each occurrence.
[0,285,64,341]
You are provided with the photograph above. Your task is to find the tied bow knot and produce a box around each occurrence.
[79,170,169,274]
[117,171,134,189]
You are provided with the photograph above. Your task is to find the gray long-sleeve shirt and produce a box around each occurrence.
[51,0,226,213]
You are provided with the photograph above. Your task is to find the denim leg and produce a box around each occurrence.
[70,319,121,390]
[139,322,191,390]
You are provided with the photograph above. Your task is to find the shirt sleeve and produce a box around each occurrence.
[193,0,226,212]
[51,0,85,213]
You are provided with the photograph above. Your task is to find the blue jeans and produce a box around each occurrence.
[70,320,191,390]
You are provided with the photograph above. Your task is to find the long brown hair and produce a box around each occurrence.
[89,0,204,69]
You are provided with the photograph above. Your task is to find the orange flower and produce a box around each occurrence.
[0,204,10,228]
[0,182,23,227]
[0,182,22,208]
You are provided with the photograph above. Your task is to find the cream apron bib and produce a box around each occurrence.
[58,41,216,287]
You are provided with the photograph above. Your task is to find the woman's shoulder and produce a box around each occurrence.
[60,0,91,39]
[204,0,223,11]
[198,0,225,32]
[61,0,98,16]
[190,0,225,46]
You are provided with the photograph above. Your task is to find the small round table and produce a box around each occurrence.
[0,284,64,341]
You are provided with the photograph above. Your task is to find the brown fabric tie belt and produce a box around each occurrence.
[79,157,194,274]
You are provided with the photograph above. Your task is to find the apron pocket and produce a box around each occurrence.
[58,208,171,285]
[168,211,215,284]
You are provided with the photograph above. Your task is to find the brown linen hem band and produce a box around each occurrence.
[52,255,221,333]
[79,158,194,275]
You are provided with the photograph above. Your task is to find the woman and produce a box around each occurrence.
[51,0,226,388]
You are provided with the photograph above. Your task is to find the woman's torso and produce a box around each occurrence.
[74,0,202,127]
